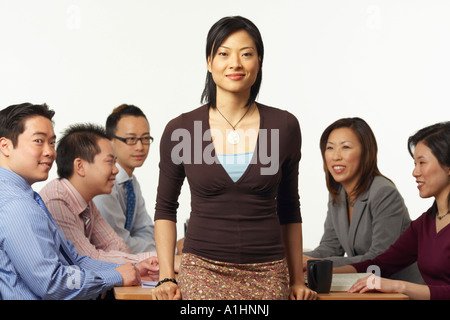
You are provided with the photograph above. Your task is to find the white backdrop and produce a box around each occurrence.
[1,0,448,250]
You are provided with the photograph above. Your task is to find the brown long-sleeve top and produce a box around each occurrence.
[154,103,302,264]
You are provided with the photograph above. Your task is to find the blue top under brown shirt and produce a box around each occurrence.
[155,103,302,264]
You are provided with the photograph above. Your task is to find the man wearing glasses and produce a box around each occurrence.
[94,104,156,254]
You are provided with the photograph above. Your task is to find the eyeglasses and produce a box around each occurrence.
[113,135,154,145]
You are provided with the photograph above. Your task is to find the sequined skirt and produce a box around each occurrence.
[178,253,289,300]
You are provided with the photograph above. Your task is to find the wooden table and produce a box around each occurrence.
[114,286,409,300]
[316,291,409,300]
[114,286,155,300]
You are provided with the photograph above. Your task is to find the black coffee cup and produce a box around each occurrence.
[307,259,333,293]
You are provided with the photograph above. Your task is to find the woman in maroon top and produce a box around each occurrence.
[335,122,450,300]
[152,16,316,300]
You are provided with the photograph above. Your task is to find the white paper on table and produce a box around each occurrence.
[141,280,158,288]
[331,273,373,291]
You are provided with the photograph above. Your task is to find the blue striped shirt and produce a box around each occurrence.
[0,167,123,300]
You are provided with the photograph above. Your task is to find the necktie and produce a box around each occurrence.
[34,192,75,265]
[124,180,135,230]
[34,191,54,221]
[81,206,92,238]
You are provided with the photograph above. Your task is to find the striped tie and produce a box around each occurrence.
[81,206,92,238]
[124,180,135,230]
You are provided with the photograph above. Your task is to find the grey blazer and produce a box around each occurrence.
[305,176,423,283]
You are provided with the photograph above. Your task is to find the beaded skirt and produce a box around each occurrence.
[178,253,289,300]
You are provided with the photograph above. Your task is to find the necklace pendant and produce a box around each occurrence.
[227,130,240,145]
[437,211,450,220]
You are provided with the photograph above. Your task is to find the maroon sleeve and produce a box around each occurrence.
[352,218,419,276]
[429,286,450,300]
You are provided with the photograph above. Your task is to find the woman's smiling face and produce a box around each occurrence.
[325,127,362,194]
[413,141,450,201]
[208,29,261,97]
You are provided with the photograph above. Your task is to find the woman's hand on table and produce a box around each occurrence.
[152,281,181,300]
[289,283,317,300]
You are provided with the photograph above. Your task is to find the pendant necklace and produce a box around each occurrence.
[216,105,252,145]
[437,210,450,220]
[346,196,356,207]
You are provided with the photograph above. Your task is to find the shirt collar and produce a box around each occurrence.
[114,162,133,185]
[60,178,89,215]
[0,167,34,196]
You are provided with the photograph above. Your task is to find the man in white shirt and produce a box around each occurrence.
[94,104,155,253]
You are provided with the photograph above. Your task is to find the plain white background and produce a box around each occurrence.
[1,0,448,250]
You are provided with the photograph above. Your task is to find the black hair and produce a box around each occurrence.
[408,121,450,167]
[200,16,264,109]
[0,103,55,147]
[56,123,109,179]
[408,121,450,217]
[320,117,388,203]
[105,104,148,138]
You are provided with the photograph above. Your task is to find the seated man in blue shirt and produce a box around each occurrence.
[93,104,156,253]
[0,103,153,299]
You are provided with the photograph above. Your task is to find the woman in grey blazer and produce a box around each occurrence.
[304,118,423,283]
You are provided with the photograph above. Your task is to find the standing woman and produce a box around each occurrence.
[338,121,450,300]
[152,16,315,300]
[304,118,422,283]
